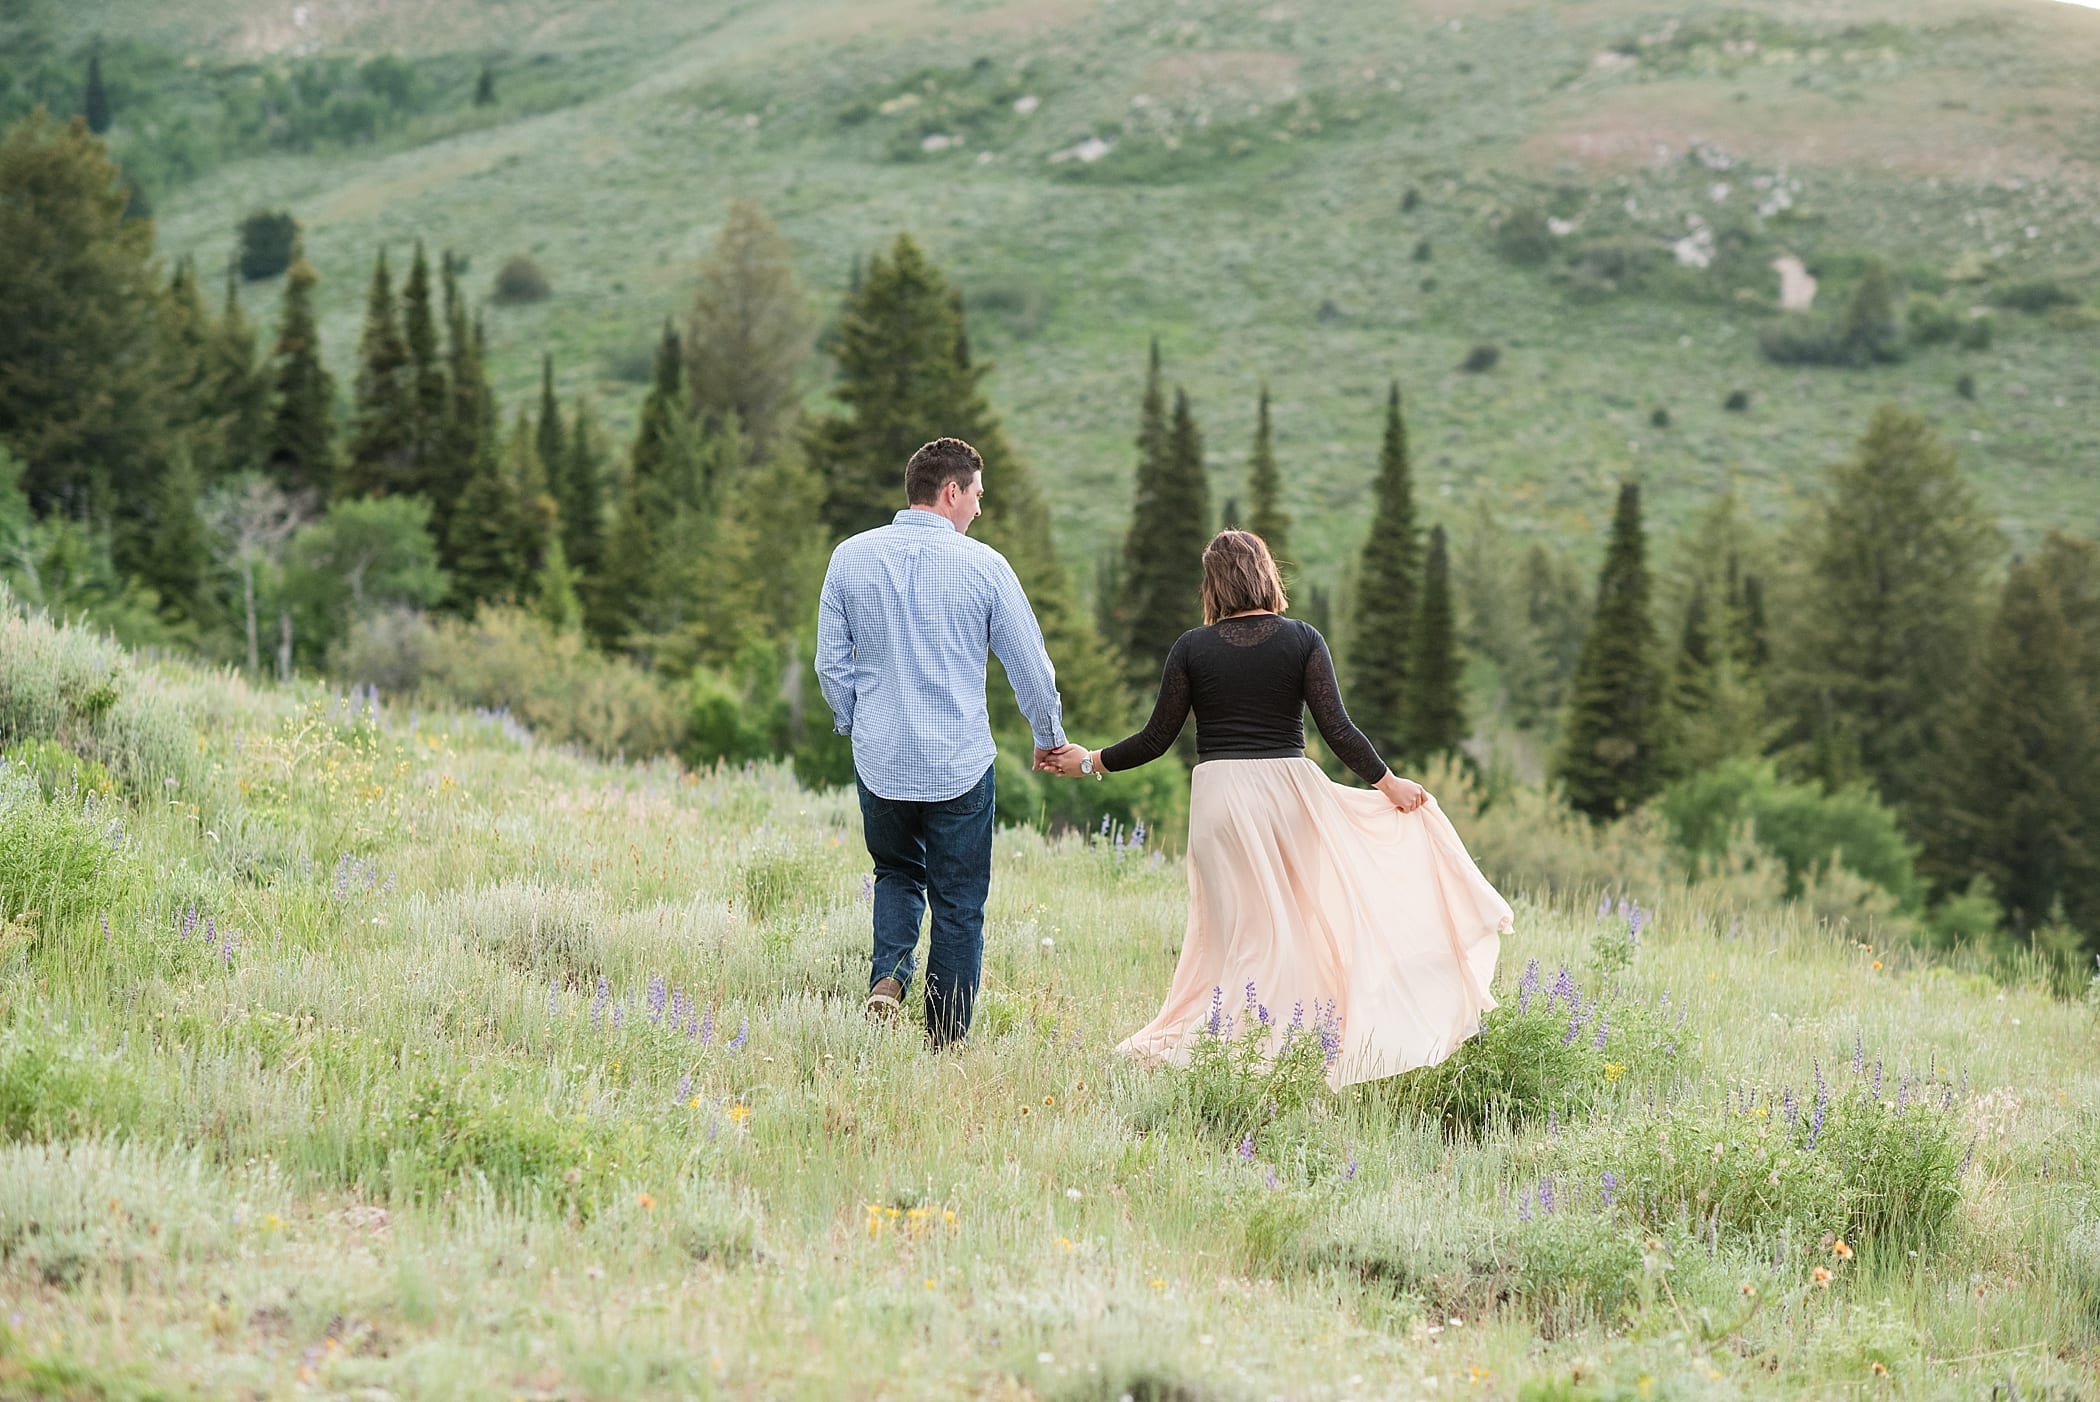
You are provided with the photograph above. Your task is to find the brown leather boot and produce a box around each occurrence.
[864,976,904,1023]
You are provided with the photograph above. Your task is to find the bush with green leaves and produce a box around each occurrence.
[0,1022,141,1142]
[0,761,125,931]
[1992,279,2078,313]
[1144,984,1339,1146]
[1656,758,1921,909]
[492,254,552,304]
[236,208,299,280]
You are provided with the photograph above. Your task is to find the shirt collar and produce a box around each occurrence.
[892,509,956,531]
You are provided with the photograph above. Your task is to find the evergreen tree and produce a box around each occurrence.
[474,64,497,106]
[687,199,816,457]
[1840,256,1901,364]
[532,533,584,634]
[1732,569,1770,671]
[1115,338,1171,686]
[84,54,112,135]
[1554,482,1664,822]
[1928,547,2100,943]
[631,321,697,507]
[399,242,447,498]
[1345,382,1420,760]
[431,252,487,563]
[535,354,564,490]
[202,273,271,478]
[343,250,412,498]
[586,464,656,651]
[0,110,165,518]
[1769,406,1997,822]
[139,443,209,622]
[1122,387,1211,692]
[559,396,605,584]
[265,257,334,498]
[1245,381,1291,567]
[445,416,534,610]
[1399,523,1464,764]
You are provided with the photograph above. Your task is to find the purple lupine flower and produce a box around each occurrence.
[590,978,609,1032]
[100,912,113,941]
[1099,814,1112,838]
[1627,905,1647,940]
[1806,1065,1829,1151]
[1131,821,1146,848]
[1517,1191,1534,1223]
[1593,1008,1610,1050]
[548,983,561,1017]
[1289,1002,1305,1031]
[701,1009,715,1046]
[206,915,217,947]
[685,1014,699,1040]
[1600,1170,1619,1208]
[1940,1084,1955,1111]
[1517,959,1541,1014]
[1596,894,1612,921]
[1206,986,1225,1037]
[1257,1003,1271,1027]
[1895,1077,1910,1113]
[1550,966,1577,1008]
[1264,1167,1280,1191]
[676,1073,692,1104]
[1342,1149,1358,1183]
[1853,1030,1866,1075]
[727,1019,748,1052]
[180,907,198,940]
[1317,1003,1343,1067]
[859,874,875,903]
[1563,1007,1583,1046]
[1871,1059,1883,1100]
[1538,1175,1556,1215]
[1782,1087,1798,1130]
[1237,1133,1256,1160]
[669,987,686,1026]
[1243,981,1259,1010]
[611,1003,625,1032]
[219,928,235,966]
[1959,1133,1977,1177]
[648,976,667,1024]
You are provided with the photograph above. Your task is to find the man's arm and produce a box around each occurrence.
[814,566,856,736]
[987,557,1068,752]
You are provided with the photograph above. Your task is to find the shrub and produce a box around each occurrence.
[684,668,778,770]
[1905,294,1964,346]
[1649,407,1670,428]
[1656,758,1922,908]
[0,585,200,795]
[1959,313,1994,350]
[1955,372,1976,400]
[237,209,299,281]
[492,254,552,305]
[1146,984,1339,1144]
[1723,389,1751,412]
[1411,239,1432,263]
[1494,204,1555,266]
[0,1023,141,1141]
[1460,343,1501,373]
[1993,279,2078,314]
[0,763,123,930]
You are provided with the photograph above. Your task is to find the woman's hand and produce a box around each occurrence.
[1377,772,1428,812]
[1046,747,1095,778]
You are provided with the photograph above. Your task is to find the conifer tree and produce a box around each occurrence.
[265,257,334,498]
[1927,546,2100,942]
[344,251,412,498]
[1400,523,1464,764]
[586,464,656,651]
[445,417,532,611]
[687,199,815,457]
[1346,382,1420,760]
[139,443,209,622]
[203,273,271,478]
[84,53,112,135]
[399,242,447,497]
[1123,388,1211,692]
[559,396,605,584]
[431,252,487,561]
[536,354,563,490]
[1115,338,1171,685]
[1555,482,1664,822]
[1245,381,1290,567]
[631,322,695,508]
[1769,406,1996,821]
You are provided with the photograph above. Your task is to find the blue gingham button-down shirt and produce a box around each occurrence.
[816,509,1067,802]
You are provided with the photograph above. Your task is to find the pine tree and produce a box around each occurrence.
[1115,338,1171,686]
[430,252,487,564]
[203,273,271,478]
[343,250,412,498]
[399,242,447,498]
[1927,548,2100,942]
[631,321,696,507]
[687,199,816,457]
[1245,381,1291,567]
[474,64,497,106]
[586,464,657,651]
[535,354,564,491]
[1400,523,1464,764]
[445,423,530,611]
[1345,382,1420,760]
[1123,388,1211,694]
[1769,405,1997,823]
[1555,482,1665,822]
[139,443,209,622]
[84,54,112,135]
[1841,256,1901,365]
[265,257,334,498]
[559,396,605,584]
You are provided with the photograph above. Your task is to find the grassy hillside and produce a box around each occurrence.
[31,0,2099,585]
[3,585,2098,1398]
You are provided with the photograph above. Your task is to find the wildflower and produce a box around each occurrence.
[1596,894,1612,921]
[727,1019,749,1052]
[1549,965,1577,1007]
[1537,1176,1556,1214]
[1469,1366,1492,1385]
[1264,1167,1279,1190]
[1237,1134,1256,1160]
[637,1193,656,1210]
[1602,1061,1626,1082]
[1516,1191,1533,1223]
[1740,1282,1757,1297]
[1205,986,1225,1037]
[1342,1149,1358,1183]
[1833,1239,1853,1261]
[1065,1187,1082,1200]
[1517,959,1541,1013]
[1813,1266,1833,1288]
[1053,1235,1073,1249]
[647,975,667,1023]
[1871,1362,1888,1377]
[1853,1030,1865,1075]
[727,1105,751,1124]
[1599,1170,1619,1208]
[1149,1279,1166,1289]
[1872,960,1883,971]
[1593,1008,1611,1050]
[1043,1095,1054,1107]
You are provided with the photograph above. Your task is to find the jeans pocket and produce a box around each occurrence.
[936,766,995,817]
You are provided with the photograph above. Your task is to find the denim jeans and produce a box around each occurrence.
[856,763,995,1046]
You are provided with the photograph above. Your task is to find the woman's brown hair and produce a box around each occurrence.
[1200,529,1289,626]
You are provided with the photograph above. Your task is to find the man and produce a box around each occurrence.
[815,436,1075,1046]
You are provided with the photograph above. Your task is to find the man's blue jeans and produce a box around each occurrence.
[856,763,995,1047]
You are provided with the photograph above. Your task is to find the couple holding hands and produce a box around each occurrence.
[816,437,1510,1087]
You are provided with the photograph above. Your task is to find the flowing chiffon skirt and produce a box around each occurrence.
[1117,757,1512,1089]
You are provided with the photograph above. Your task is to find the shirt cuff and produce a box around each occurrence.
[1033,724,1068,751]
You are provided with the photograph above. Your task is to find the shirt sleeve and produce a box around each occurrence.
[1303,630,1389,785]
[814,563,856,737]
[1100,634,1193,773]
[986,557,1068,751]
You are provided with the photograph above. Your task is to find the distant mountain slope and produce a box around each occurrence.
[60,0,2100,577]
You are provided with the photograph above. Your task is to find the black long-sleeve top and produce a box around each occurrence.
[1099,614,1389,784]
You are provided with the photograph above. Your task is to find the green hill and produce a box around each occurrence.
[3,585,2097,1397]
[19,0,2099,584]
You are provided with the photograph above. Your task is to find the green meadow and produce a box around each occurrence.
[2,587,2097,1399]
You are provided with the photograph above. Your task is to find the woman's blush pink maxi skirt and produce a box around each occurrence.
[1118,757,1513,1090]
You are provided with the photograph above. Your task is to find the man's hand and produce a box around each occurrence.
[1034,743,1080,773]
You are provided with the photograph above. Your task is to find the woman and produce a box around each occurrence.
[1046,530,1510,1089]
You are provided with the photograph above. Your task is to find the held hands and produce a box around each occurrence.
[1033,744,1083,774]
[1377,772,1429,812]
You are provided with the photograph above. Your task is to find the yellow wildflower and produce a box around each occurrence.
[1833,1239,1853,1261]
[1602,1061,1627,1082]
[637,1193,656,1210]
[727,1104,752,1124]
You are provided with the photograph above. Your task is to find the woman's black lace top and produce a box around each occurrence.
[1099,615,1389,784]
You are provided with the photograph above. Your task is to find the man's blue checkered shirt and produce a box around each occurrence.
[816,509,1067,802]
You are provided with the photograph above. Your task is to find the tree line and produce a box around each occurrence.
[2,106,2094,960]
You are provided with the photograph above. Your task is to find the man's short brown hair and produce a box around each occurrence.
[1201,529,1289,625]
[904,437,984,505]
